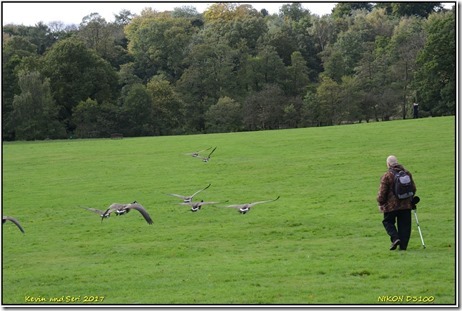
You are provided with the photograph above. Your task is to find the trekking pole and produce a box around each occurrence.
[413,209,426,249]
[412,196,426,249]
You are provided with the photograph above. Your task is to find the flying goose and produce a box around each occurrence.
[3,216,25,233]
[185,147,212,158]
[180,200,220,212]
[167,183,211,203]
[199,146,217,162]
[102,201,153,224]
[225,196,280,214]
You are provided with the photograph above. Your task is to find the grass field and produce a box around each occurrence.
[2,116,456,305]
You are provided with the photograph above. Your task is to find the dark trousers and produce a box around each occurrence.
[382,209,412,250]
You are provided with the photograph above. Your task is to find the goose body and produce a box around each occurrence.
[167,183,211,203]
[180,200,220,212]
[3,216,25,233]
[102,202,153,224]
[225,196,280,214]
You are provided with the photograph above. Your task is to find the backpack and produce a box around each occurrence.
[390,169,414,199]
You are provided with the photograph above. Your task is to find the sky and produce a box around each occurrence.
[2,1,339,26]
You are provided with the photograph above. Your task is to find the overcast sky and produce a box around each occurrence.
[2,2,340,26]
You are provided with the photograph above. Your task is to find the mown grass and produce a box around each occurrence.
[2,116,456,305]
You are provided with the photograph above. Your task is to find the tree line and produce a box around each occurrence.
[2,2,455,140]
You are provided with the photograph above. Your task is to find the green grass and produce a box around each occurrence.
[2,116,456,305]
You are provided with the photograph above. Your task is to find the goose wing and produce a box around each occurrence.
[198,201,220,206]
[125,203,153,225]
[190,183,211,198]
[167,193,189,200]
[199,147,217,161]
[179,201,219,208]
[3,216,25,233]
[184,147,212,156]
[225,203,249,209]
[206,147,217,158]
[226,196,280,209]
[248,196,280,207]
[168,184,211,201]
[82,207,106,215]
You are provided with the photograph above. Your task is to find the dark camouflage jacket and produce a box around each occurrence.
[377,164,417,213]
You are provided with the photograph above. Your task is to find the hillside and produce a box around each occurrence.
[2,116,456,305]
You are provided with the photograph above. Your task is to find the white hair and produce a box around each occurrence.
[387,155,398,168]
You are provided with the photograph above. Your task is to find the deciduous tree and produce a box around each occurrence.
[125,11,197,81]
[146,75,183,135]
[286,51,310,96]
[42,38,119,133]
[242,84,285,130]
[316,75,342,125]
[414,11,455,115]
[12,71,66,140]
[205,96,242,133]
[73,98,119,138]
[120,83,153,136]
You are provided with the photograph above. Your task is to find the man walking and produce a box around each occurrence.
[377,155,417,250]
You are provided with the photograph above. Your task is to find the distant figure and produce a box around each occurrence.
[377,155,416,251]
[413,103,419,119]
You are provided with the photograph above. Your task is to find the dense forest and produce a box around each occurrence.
[2,2,456,140]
